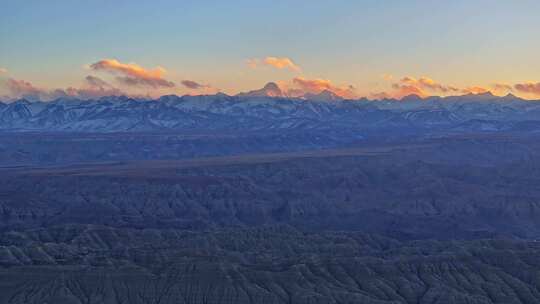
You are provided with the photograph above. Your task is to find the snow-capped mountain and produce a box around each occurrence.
[1,92,540,133]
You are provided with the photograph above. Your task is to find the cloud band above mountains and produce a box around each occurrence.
[373,76,540,99]
[3,56,540,101]
[288,77,356,98]
[90,59,175,88]
[3,76,126,101]
[514,82,540,96]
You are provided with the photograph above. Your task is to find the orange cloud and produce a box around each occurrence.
[247,57,301,72]
[280,77,356,98]
[382,74,393,81]
[492,83,513,92]
[90,59,175,88]
[373,76,494,99]
[389,83,427,99]
[374,79,540,100]
[462,86,489,94]
[292,77,333,92]
[488,83,513,95]
[514,82,540,96]
[264,57,301,72]
[374,76,441,99]
[400,76,460,94]
[0,68,7,74]
[246,59,259,69]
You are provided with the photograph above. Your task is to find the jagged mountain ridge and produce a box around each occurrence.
[1,91,540,132]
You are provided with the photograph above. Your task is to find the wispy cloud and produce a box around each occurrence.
[246,59,259,69]
[389,83,427,99]
[264,57,301,72]
[90,59,175,88]
[0,68,7,74]
[70,75,125,99]
[372,76,495,99]
[493,83,513,92]
[277,77,356,98]
[181,80,208,90]
[514,82,540,96]
[461,86,489,95]
[382,74,393,81]
[2,76,126,101]
[247,57,301,72]
[5,78,43,99]
[400,76,460,94]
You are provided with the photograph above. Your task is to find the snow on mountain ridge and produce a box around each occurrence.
[1,93,540,132]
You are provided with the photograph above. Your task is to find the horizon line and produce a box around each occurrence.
[3,91,539,103]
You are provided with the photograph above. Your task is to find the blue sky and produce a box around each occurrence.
[1,0,540,99]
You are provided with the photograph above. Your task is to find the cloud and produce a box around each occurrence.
[461,86,489,94]
[278,77,356,98]
[2,76,126,101]
[264,57,301,72]
[90,59,175,88]
[181,80,208,90]
[400,76,460,94]
[369,92,392,100]
[382,74,393,81]
[247,57,301,72]
[374,76,435,99]
[487,83,514,95]
[67,75,124,99]
[389,83,428,98]
[373,76,489,99]
[5,78,44,99]
[246,59,259,69]
[85,75,111,88]
[0,68,7,74]
[292,77,333,93]
[514,82,540,96]
[493,83,513,92]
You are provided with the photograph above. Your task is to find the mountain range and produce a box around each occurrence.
[1,83,540,133]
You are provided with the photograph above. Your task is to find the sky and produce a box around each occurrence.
[1,0,540,100]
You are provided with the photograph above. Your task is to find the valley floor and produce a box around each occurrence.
[1,132,540,303]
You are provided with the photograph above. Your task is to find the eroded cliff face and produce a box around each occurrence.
[1,134,540,303]
[2,226,540,304]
